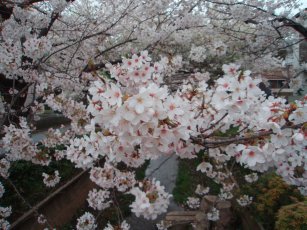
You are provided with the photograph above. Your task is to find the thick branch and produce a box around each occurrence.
[276,17,307,39]
[38,12,60,38]
[191,123,306,148]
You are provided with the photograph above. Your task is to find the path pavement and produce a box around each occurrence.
[31,125,70,143]
[126,154,183,230]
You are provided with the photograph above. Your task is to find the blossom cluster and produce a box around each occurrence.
[76,212,97,230]
[84,52,306,222]
[191,64,307,194]
[2,118,45,165]
[195,184,210,196]
[86,52,199,171]
[236,195,253,207]
[244,173,259,183]
[0,219,10,230]
[207,207,219,221]
[0,206,12,230]
[129,179,171,220]
[37,214,47,225]
[0,159,10,179]
[156,221,170,230]
[0,207,11,219]
[103,220,130,230]
[66,134,103,169]
[42,170,61,187]
[189,45,208,63]
[186,197,200,209]
[87,189,112,211]
[23,37,52,61]
[41,126,74,149]
[45,94,89,134]
[189,41,227,63]
[90,163,136,192]
[0,182,5,198]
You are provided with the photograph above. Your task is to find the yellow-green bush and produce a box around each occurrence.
[275,200,307,230]
[240,173,304,229]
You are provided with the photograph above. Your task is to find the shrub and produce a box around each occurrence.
[275,199,307,230]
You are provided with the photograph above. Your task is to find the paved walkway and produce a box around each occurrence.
[31,125,70,143]
[126,154,183,230]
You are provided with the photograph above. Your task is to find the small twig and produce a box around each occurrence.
[224,165,240,190]
[7,178,53,229]
[111,188,124,224]
[201,113,228,134]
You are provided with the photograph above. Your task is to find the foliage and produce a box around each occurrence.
[240,173,304,229]
[275,199,307,230]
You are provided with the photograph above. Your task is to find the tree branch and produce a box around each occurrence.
[191,123,306,148]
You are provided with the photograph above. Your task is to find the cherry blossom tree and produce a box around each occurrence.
[0,0,306,229]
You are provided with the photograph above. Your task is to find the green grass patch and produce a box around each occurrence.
[173,155,221,205]
[173,159,195,204]
[135,160,150,180]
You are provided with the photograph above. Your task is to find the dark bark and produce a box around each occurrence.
[0,3,13,20]
[276,17,307,40]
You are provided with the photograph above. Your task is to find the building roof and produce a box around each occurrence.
[260,69,292,80]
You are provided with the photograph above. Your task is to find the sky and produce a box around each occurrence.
[300,0,307,8]
[298,0,307,12]
[276,0,307,16]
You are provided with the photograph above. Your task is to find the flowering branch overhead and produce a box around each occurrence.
[0,0,306,229]
[191,122,307,148]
